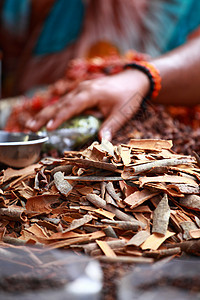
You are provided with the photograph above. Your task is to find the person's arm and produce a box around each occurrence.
[152,36,200,106]
[26,36,200,140]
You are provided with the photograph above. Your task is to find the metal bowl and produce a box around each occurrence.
[0,131,48,168]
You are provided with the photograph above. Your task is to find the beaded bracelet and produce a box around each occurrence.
[124,61,162,100]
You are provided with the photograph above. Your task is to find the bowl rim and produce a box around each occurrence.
[0,131,48,146]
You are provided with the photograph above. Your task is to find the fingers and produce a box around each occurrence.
[25,105,59,132]
[99,95,142,141]
[26,88,96,131]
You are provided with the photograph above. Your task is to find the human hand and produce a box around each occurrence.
[26,69,150,141]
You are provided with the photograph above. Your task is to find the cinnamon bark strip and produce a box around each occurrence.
[129,139,173,150]
[105,192,118,207]
[103,226,118,238]
[141,230,175,250]
[127,230,150,246]
[106,182,122,201]
[179,194,200,210]
[64,158,117,172]
[118,145,131,165]
[189,229,200,239]
[47,230,105,249]
[139,174,198,187]
[143,247,181,258]
[73,239,126,254]
[0,207,27,222]
[152,193,170,236]
[101,219,145,230]
[25,194,60,214]
[54,171,73,196]
[86,194,136,221]
[166,239,200,254]
[180,221,198,240]
[127,158,195,176]
[63,214,93,233]
[96,240,117,257]
[124,189,159,209]
[101,182,106,199]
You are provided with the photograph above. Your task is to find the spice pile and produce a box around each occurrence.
[114,104,200,156]
[0,139,200,262]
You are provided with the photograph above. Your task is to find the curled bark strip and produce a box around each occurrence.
[63,214,93,233]
[179,195,200,210]
[0,207,27,222]
[86,194,136,221]
[106,182,122,201]
[101,219,145,230]
[143,247,181,258]
[127,158,195,176]
[152,193,170,236]
[127,230,150,246]
[54,171,73,196]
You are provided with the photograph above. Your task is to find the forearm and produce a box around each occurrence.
[151,37,200,106]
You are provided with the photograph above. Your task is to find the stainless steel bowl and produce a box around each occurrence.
[0,131,48,168]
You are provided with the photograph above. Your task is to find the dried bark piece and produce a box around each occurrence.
[106,182,122,201]
[0,207,27,222]
[143,247,181,259]
[189,229,200,239]
[80,206,115,220]
[63,214,93,232]
[127,230,150,246]
[54,171,73,196]
[96,240,117,257]
[105,192,118,207]
[179,195,200,210]
[129,139,173,150]
[0,197,7,208]
[75,239,126,254]
[124,189,159,208]
[167,239,200,255]
[25,194,60,213]
[101,182,106,199]
[86,194,136,221]
[101,219,145,230]
[141,230,175,250]
[1,164,41,183]
[118,145,131,165]
[17,182,36,199]
[47,230,105,249]
[64,158,117,171]
[167,183,200,194]
[180,221,198,240]
[76,186,93,195]
[152,193,170,236]
[128,158,195,176]
[100,139,115,157]
[139,174,198,188]
[103,226,118,238]
[25,223,49,239]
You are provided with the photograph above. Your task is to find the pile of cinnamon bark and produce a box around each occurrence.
[0,139,200,262]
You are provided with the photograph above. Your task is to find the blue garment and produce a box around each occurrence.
[2,0,200,56]
[2,0,30,36]
[34,0,85,55]
[146,0,200,55]
[2,0,85,56]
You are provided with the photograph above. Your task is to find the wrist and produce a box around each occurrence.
[123,69,151,97]
[124,61,162,100]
